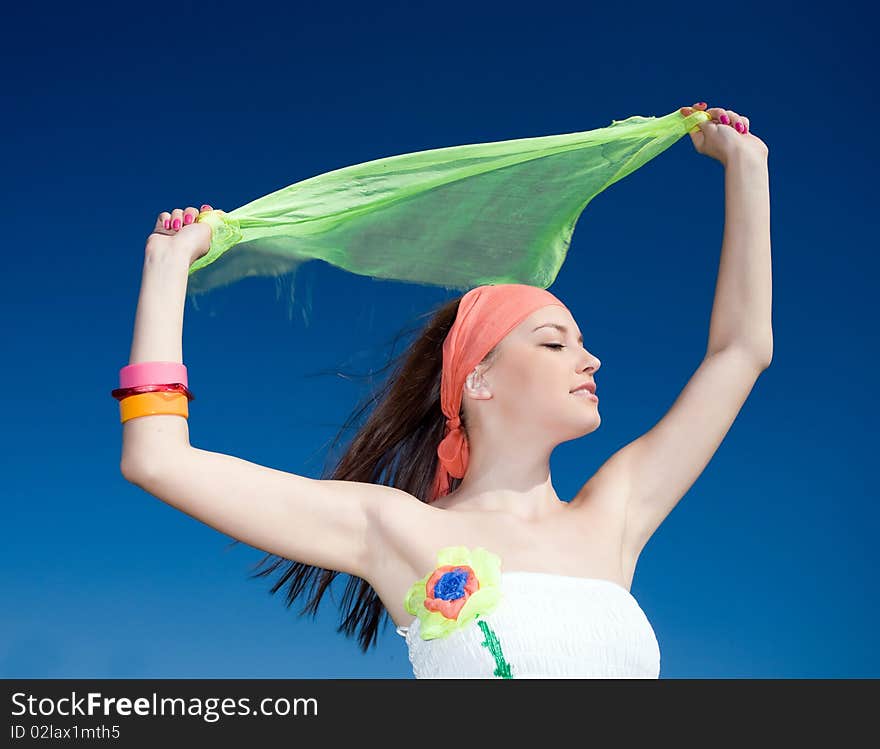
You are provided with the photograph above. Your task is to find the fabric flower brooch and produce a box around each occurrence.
[404,545,513,677]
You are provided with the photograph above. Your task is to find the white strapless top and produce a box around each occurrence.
[396,571,661,679]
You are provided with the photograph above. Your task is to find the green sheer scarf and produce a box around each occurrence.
[189,108,709,296]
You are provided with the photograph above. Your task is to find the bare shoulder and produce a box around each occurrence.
[362,484,437,579]
[568,457,634,562]
[365,483,431,526]
[569,452,631,520]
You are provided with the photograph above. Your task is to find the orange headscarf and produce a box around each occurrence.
[429,283,569,502]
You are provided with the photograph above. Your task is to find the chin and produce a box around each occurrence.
[561,414,600,441]
[583,417,600,436]
[580,411,601,434]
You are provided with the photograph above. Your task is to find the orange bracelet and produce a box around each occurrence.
[119,390,189,424]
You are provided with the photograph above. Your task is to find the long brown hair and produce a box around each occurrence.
[232,294,499,652]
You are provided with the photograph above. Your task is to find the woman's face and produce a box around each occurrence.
[467,305,602,442]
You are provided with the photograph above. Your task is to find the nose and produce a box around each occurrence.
[578,350,600,374]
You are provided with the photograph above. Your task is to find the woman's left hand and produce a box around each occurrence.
[679,102,769,166]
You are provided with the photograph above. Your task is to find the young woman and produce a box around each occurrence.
[117,103,772,678]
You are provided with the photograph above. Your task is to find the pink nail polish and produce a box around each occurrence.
[184,214,193,225]
[164,219,170,229]
[720,115,729,125]
[172,219,181,230]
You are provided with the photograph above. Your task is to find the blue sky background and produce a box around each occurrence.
[1,1,875,678]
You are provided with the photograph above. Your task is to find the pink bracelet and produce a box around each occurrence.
[111,361,195,403]
[119,361,188,389]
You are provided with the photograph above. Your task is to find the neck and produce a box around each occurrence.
[437,454,566,521]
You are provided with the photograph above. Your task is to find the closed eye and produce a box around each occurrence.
[542,343,565,350]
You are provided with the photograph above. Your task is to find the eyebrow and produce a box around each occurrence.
[532,323,583,344]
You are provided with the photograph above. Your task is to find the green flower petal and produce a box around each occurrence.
[456,585,502,625]
[436,545,472,567]
[404,578,428,616]
[470,547,502,586]
[420,611,460,640]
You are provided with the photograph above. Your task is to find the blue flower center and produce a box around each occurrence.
[434,568,470,600]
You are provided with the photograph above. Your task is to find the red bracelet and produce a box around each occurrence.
[111,383,195,402]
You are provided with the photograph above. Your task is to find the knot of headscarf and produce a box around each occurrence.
[429,283,568,502]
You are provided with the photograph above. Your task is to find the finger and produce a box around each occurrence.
[730,114,750,134]
[156,211,172,231]
[170,207,185,231]
[200,204,213,213]
[182,206,200,226]
[722,111,749,133]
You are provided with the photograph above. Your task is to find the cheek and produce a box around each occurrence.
[504,361,543,393]
[492,349,568,408]
[505,370,566,410]
[492,370,539,414]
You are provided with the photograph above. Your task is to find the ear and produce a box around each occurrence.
[465,367,493,399]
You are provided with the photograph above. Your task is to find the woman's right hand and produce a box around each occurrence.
[145,204,218,267]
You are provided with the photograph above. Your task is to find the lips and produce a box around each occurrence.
[572,389,598,401]
[570,383,596,395]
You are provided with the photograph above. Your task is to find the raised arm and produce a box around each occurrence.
[119,210,196,465]
[574,107,773,560]
[118,205,399,580]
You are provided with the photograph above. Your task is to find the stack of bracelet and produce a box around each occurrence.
[111,361,194,424]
